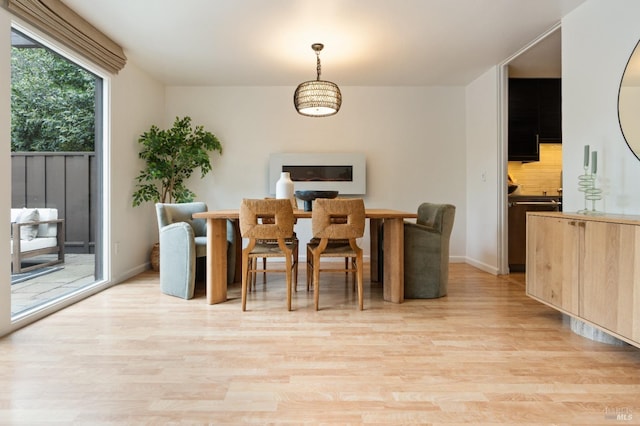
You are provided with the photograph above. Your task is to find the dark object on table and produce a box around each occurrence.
[294,190,339,211]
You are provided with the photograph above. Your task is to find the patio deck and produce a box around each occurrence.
[11,254,96,315]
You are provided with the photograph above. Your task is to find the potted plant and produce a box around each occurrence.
[132,116,222,206]
[132,116,222,270]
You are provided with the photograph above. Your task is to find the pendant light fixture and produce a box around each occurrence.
[294,43,342,117]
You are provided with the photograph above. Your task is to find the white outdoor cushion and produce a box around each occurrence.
[10,208,59,238]
[17,208,39,240]
[36,208,59,237]
[10,236,58,254]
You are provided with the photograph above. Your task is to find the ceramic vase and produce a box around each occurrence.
[275,172,294,200]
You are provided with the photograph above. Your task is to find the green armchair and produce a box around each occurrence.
[155,202,236,299]
[404,203,456,298]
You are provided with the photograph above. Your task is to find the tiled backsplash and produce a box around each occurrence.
[508,143,562,195]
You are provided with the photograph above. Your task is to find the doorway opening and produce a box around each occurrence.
[499,25,563,275]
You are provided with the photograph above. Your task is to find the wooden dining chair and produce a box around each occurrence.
[306,198,366,310]
[306,215,352,291]
[239,198,297,311]
[251,197,299,291]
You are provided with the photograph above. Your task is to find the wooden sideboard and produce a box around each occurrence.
[526,211,640,348]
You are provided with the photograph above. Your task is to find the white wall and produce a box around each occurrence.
[109,62,166,281]
[165,85,468,259]
[465,67,501,274]
[562,0,640,213]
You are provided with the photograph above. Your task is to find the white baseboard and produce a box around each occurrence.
[112,262,150,285]
[463,257,499,275]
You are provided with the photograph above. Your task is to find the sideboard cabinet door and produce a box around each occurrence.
[581,221,640,340]
[526,214,580,314]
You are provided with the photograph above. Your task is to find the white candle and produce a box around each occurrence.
[584,145,590,168]
[591,151,597,175]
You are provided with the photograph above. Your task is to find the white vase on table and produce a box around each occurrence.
[275,172,294,200]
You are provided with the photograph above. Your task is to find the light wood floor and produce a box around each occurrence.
[1,264,639,425]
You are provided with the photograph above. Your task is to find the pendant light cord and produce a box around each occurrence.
[316,52,322,81]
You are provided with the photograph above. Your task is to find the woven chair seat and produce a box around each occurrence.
[251,241,298,256]
[308,237,348,245]
[306,241,354,256]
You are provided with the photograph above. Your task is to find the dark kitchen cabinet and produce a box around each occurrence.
[508,196,561,272]
[508,78,561,161]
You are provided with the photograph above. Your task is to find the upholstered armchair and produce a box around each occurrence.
[155,202,236,299]
[403,203,456,298]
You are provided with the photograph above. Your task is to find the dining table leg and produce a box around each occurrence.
[206,217,229,304]
[232,220,242,283]
[382,217,405,303]
[369,218,382,283]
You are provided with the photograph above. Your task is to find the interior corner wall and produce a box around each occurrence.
[164,85,468,260]
[109,62,165,282]
[562,0,640,214]
[465,66,500,274]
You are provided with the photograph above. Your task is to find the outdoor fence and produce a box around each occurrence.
[11,152,96,254]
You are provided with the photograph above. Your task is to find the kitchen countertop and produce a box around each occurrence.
[508,194,562,201]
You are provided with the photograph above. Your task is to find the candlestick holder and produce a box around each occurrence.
[577,166,593,214]
[577,166,602,215]
[585,175,602,215]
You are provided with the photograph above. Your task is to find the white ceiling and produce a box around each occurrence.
[62,0,585,86]
[508,28,562,78]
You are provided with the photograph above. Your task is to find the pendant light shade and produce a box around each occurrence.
[294,43,341,117]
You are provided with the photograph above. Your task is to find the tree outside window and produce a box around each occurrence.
[11,40,96,152]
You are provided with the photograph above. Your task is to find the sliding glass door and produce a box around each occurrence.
[10,27,103,317]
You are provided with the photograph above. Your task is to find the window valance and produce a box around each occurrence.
[3,0,126,73]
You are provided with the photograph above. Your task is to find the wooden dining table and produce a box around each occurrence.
[192,208,417,305]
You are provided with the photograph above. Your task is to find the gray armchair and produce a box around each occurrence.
[155,202,236,299]
[404,203,455,298]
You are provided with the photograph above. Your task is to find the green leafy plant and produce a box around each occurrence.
[11,42,96,152]
[132,116,222,206]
